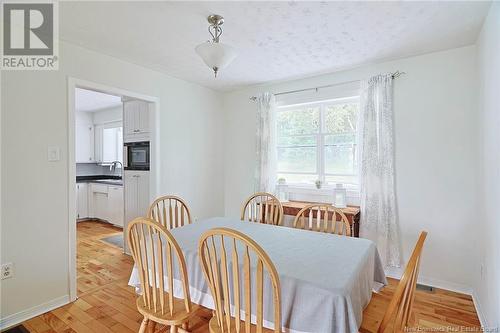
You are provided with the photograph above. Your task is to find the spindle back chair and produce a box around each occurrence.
[293,204,351,236]
[240,192,283,226]
[198,227,282,333]
[127,217,198,333]
[148,195,192,230]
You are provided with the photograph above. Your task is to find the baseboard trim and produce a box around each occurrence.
[0,295,70,331]
[385,269,490,328]
[472,290,489,329]
[384,267,473,295]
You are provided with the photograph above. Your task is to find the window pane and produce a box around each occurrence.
[278,146,316,173]
[277,173,317,184]
[325,103,358,134]
[324,133,356,145]
[324,143,356,174]
[277,107,319,136]
[278,135,316,146]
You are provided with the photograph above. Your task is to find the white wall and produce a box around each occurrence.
[222,46,479,293]
[0,41,225,324]
[476,2,500,328]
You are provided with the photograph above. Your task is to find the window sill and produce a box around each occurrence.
[283,184,359,194]
[281,184,360,206]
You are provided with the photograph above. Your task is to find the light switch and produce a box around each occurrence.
[48,146,61,161]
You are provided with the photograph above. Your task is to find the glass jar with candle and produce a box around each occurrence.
[333,183,347,208]
[276,179,289,202]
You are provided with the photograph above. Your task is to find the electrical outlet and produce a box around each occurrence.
[1,263,14,280]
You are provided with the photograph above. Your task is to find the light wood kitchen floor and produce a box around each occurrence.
[19,221,481,333]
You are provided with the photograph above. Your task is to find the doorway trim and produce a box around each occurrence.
[67,77,160,302]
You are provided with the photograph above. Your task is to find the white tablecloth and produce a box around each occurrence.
[129,217,387,333]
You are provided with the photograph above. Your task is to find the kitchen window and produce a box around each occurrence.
[276,96,360,188]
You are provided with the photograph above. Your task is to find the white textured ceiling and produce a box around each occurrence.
[60,1,491,92]
[75,88,122,112]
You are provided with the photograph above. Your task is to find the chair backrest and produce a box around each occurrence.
[292,204,351,236]
[198,228,282,333]
[127,217,192,316]
[240,192,284,226]
[148,195,192,230]
[378,231,428,333]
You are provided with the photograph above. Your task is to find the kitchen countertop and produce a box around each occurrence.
[76,175,123,186]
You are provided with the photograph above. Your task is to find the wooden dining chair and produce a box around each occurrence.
[364,231,428,333]
[292,204,351,236]
[198,228,282,333]
[240,192,284,226]
[127,217,199,333]
[148,195,192,230]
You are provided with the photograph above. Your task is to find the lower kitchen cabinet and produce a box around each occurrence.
[90,183,109,220]
[108,185,124,227]
[124,170,149,253]
[76,183,89,219]
[124,171,149,225]
[77,182,124,227]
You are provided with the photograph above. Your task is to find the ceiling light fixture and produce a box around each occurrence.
[195,14,237,78]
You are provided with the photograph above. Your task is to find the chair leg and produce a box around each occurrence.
[148,321,157,333]
[139,317,149,333]
[170,325,178,333]
[177,322,190,333]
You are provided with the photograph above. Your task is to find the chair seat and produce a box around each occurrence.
[136,295,200,326]
[209,316,277,333]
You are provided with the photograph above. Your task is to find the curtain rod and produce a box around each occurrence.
[249,71,406,101]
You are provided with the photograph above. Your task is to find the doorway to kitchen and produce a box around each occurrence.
[67,78,159,301]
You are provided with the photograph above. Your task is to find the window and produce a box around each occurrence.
[276,96,359,187]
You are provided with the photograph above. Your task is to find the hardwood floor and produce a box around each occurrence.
[20,221,480,333]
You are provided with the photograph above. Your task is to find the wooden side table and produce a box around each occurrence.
[281,201,361,237]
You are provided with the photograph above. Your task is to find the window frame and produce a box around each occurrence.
[276,95,360,190]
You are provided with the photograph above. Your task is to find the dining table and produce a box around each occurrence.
[128,217,387,333]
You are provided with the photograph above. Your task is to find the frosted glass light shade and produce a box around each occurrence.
[195,42,237,74]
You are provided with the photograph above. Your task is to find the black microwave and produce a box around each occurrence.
[124,141,150,170]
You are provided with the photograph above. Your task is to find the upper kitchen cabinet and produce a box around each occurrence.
[124,100,150,142]
[76,122,95,163]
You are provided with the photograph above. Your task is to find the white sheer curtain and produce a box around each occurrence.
[254,92,277,193]
[359,74,401,268]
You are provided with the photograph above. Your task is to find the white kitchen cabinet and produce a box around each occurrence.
[124,170,150,228]
[87,183,124,227]
[124,100,150,143]
[108,185,124,227]
[124,171,149,253]
[76,123,94,162]
[90,183,109,220]
[137,102,150,134]
[76,183,88,219]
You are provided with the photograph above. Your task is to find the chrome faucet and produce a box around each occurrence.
[110,161,123,178]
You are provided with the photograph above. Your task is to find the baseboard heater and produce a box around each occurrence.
[416,283,435,292]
